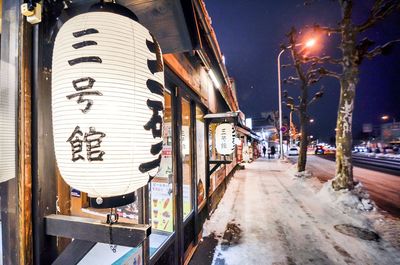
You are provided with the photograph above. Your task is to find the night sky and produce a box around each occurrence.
[205,0,400,141]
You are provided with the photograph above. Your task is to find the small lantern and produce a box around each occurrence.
[52,7,164,201]
[215,123,236,155]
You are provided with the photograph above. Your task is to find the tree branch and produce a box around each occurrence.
[301,56,343,65]
[281,64,293,68]
[364,39,400,60]
[306,67,341,83]
[283,76,300,85]
[311,23,341,35]
[356,0,400,32]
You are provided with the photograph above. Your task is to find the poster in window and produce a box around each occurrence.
[196,120,206,206]
[150,182,173,232]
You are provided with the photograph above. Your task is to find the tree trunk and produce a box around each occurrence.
[297,82,308,172]
[333,78,357,190]
[333,7,358,190]
[297,110,308,172]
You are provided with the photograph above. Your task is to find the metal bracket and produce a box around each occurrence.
[209,159,232,175]
[45,214,151,263]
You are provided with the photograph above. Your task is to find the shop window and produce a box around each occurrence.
[195,106,206,209]
[181,99,193,220]
[149,92,174,257]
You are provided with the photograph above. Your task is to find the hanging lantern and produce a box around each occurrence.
[52,6,164,202]
[215,123,236,155]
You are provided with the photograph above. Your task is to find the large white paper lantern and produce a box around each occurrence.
[215,123,236,155]
[52,10,164,198]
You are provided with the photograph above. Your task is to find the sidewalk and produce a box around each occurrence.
[189,158,400,265]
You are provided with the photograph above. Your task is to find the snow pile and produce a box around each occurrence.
[316,180,374,211]
[294,170,312,178]
[286,163,313,178]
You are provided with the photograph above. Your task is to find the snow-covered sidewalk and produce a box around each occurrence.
[198,158,400,265]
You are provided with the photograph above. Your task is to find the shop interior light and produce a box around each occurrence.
[52,10,165,203]
[208,69,221,89]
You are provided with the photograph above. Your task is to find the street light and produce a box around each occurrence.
[381,115,396,123]
[277,38,316,159]
[309,118,314,123]
[305,39,316,48]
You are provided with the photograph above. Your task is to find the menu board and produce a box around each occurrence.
[150,182,173,232]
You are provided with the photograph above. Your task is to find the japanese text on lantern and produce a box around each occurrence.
[138,37,165,175]
[221,128,227,149]
[66,28,106,162]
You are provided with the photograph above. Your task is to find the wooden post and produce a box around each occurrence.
[56,168,72,253]
[18,12,33,265]
[31,16,58,264]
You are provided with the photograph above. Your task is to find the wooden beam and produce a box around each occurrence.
[163,54,211,106]
[52,240,96,265]
[45,214,151,248]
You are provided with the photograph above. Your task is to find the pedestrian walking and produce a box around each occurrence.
[270,146,276,158]
[262,146,267,157]
[268,147,271,159]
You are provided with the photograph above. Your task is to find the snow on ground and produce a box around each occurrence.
[202,158,400,265]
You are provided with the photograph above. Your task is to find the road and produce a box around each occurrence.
[190,158,400,265]
[319,153,400,176]
[305,155,400,217]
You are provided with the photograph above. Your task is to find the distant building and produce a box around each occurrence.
[381,122,400,144]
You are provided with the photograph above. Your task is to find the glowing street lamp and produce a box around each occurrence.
[277,38,316,159]
[309,118,315,123]
[381,115,396,123]
[305,38,316,48]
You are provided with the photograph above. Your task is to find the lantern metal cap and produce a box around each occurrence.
[89,2,139,22]
[89,191,136,208]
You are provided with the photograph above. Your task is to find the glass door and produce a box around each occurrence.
[181,98,193,220]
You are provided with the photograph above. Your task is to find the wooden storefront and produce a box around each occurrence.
[0,1,245,264]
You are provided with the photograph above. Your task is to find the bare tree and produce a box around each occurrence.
[300,0,399,189]
[282,28,326,173]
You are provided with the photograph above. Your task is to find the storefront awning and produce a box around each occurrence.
[120,0,198,54]
[204,111,240,123]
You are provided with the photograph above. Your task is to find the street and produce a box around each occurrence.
[190,158,400,265]
[305,155,400,217]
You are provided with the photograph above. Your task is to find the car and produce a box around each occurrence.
[324,147,336,155]
[288,147,299,156]
[315,146,324,155]
[353,146,367,153]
